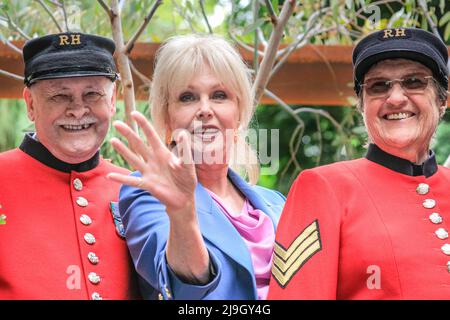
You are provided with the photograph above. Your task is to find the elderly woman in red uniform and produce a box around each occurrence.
[268,27,449,299]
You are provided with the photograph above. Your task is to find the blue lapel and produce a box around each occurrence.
[195,169,278,296]
[195,183,253,275]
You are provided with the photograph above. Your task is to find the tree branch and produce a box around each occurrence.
[417,0,440,38]
[314,114,322,167]
[227,4,265,58]
[228,29,265,57]
[171,0,196,33]
[294,107,343,132]
[264,89,304,126]
[276,7,328,58]
[60,0,70,31]
[252,0,261,73]
[0,69,24,81]
[253,0,296,104]
[34,0,64,33]
[199,0,213,34]
[46,0,63,7]
[264,0,278,25]
[354,0,403,17]
[265,89,304,179]
[256,28,268,48]
[1,38,23,54]
[282,123,303,180]
[123,0,163,55]
[129,59,151,86]
[108,0,138,133]
[1,11,31,40]
[271,14,323,77]
[272,24,338,81]
[97,0,114,19]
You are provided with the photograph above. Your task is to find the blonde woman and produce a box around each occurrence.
[107,34,285,300]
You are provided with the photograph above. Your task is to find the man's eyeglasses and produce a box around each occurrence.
[361,75,435,97]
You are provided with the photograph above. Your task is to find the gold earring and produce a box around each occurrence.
[165,129,172,146]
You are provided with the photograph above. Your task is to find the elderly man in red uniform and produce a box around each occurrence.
[268,28,450,299]
[0,32,139,299]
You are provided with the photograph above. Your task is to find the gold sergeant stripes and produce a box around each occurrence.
[272,219,321,288]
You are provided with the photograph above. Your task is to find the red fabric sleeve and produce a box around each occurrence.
[268,169,342,299]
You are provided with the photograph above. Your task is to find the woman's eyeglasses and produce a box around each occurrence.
[361,75,434,97]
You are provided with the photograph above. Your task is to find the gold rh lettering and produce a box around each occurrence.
[383,29,394,38]
[395,28,406,37]
[59,35,70,45]
[71,34,81,45]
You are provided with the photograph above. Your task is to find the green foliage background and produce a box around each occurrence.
[1,0,450,195]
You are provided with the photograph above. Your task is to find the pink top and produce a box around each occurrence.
[206,190,275,300]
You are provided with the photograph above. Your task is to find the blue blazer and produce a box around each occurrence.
[119,169,285,300]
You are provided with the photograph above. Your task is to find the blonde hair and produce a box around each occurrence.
[150,34,260,184]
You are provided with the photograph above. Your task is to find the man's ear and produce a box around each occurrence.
[110,82,117,115]
[23,86,35,122]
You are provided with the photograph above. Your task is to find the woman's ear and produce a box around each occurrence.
[439,105,447,118]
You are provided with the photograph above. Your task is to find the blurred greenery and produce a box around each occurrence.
[1,0,450,195]
[254,103,368,194]
[0,99,31,150]
[434,112,450,165]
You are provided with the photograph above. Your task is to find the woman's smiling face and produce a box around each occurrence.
[362,59,443,163]
[167,66,240,166]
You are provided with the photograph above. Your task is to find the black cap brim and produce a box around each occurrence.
[28,71,118,85]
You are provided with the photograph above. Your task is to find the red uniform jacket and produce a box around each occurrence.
[268,144,450,299]
[0,134,140,299]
